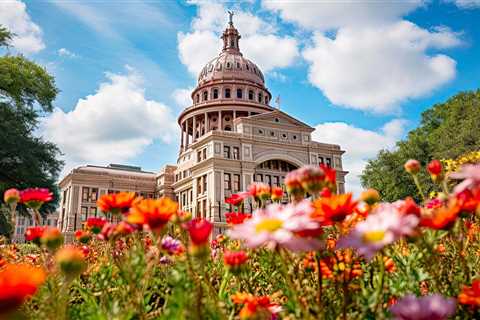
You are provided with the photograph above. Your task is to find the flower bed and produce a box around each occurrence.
[1,161,480,319]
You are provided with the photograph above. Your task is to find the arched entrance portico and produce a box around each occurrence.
[253,158,300,187]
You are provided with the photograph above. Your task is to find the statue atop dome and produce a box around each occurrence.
[228,10,234,26]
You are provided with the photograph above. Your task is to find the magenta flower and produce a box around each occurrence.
[389,294,456,320]
[227,200,322,252]
[450,164,480,193]
[161,236,184,255]
[337,203,418,260]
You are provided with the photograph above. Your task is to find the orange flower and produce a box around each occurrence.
[127,197,178,231]
[312,193,357,224]
[458,280,480,307]
[97,192,138,214]
[55,246,86,278]
[231,292,281,319]
[0,264,46,314]
[271,187,284,201]
[383,256,396,273]
[420,199,461,230]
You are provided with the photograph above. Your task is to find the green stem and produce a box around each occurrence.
[218,269,230,299]
[373,252,385,316]
[412,175,426,203]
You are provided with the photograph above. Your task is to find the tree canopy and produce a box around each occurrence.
[0,26,63,234]
[361,90,480,202]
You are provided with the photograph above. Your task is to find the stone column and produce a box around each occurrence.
[204,113,208,133]
[193,115,197,142]
[180,122,184,151]
[186,119,190,148]
[218,111,222,131]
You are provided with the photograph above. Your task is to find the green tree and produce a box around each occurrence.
[0,25,63,234]
[361,90,480,202]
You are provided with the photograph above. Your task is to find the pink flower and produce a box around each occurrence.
[337,203,418,260]
[228,200,322,252]
[450,164,480,193]
[389,294,456,320]
[225,192,250,206]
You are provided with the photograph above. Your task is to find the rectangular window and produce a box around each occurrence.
[63,190,67,204]
[203,174,207,194]
[90,188,98,201]
[225,88,231,98]
[202,148,207,160]
[233,174,240,192]
[326,157,332,167]
[90,207,97,217]
[233,147,240,160]
[266,175,272,186]
[197,150,202,162]
[81,206,88,221]
[273,176,279,187]
[224,145,231,159]
[255,174,263,182]
[237,88,242,99]
[197,177,202,194]
[82,187,89,201]
[224,173,231,191]
[318,156,325,164]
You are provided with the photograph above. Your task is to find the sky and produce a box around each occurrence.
[1,0,479,195]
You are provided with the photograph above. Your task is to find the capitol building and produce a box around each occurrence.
[54,19,347,235]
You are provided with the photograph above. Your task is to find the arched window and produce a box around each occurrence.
[203,91,208,101]
[237,88,242,99]
[196,94,200,103]
[265,96,269,104]
[246,64,250,71]
[258,92,263,103]
[225,88,231,99]
[248,90,254,100]
[213,88,219,99]
[224,125,232,131]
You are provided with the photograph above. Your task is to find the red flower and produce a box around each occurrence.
[127,197,178,231]
[25,226,46,245]
[312,193,358,224]
[420,199,461,230]
[271,187,284,201]
[226,192,249,206]
[320,164,337,185]
[75,230,92,244]
[404,159,421,174]
[427,160,442,176]
[247,183,270,201]
[20,188,53,210]
[396,197,421,217]
[184,218,213,246]
[458,279,480,307]
[3,188,20,204]
[223,250,248,269]
[456,188,480,214]
[0,264,46,314]
[97,192,138,214]
[85,217,107,234]
[98,221,135,241]
[225,212,252,225]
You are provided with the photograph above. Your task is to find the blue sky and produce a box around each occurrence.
[1,0,479,194]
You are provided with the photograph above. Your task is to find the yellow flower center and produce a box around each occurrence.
[255,218,284,233]
[362,230,385,243]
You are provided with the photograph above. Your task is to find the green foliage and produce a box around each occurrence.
[0,25,63,232]
[361,90,480,202]
[0,26,13,47]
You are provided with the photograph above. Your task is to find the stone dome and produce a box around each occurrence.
[197,22,265,87]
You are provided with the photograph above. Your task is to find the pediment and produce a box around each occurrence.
[244,110,313,130]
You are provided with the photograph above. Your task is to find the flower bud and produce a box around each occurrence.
[55,246,86,279]
[404,159,421,174]
[299,165,325,194]
[75,230,92,244]
[427,160,443,182]
[360,189,381,205]
[41,227,64,251]
[3,188,20,205]
[223,250,248,274]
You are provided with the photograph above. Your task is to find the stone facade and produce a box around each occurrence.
[57,20,347,235]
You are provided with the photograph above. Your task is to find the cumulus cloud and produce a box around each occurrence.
[303,22,459,113]
[40,67,177,173]
[0,0,44,54]
[263,1,461,114]
[312,119,407,195]
[178,1,299,76]
[453,0,480,8]
[172,87,194,107]
[58,48,77,58]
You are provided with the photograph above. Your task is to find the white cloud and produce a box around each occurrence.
[172,87,194,107]
[178,1,298,76]
[262,1,422,31]
[303,21,459,113]
[312,119,407,195]
[453,0,480,8]
[58,48,77,58]
[0,0,44,54]
[40,67,177,173]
